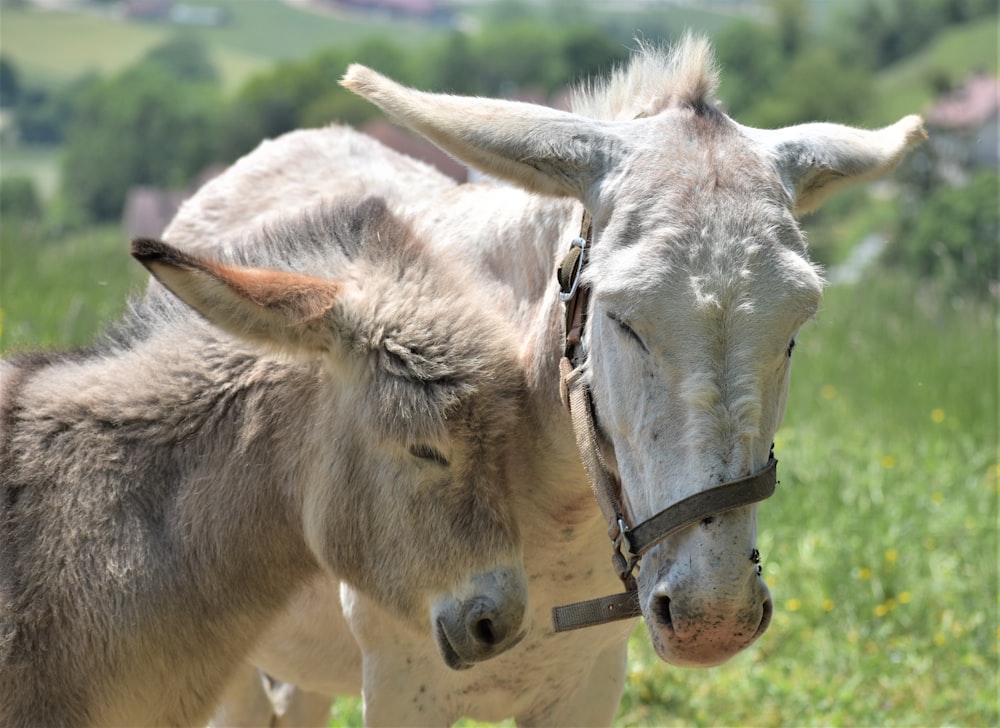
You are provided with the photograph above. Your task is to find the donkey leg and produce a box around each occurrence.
[210,663,278,727]
[266,681,333,728]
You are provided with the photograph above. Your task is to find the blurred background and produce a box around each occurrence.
[0,0,996,725]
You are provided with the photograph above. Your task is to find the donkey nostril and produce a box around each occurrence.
[755,597,774,639]
[472,617,498,646]
[652,595,673,630]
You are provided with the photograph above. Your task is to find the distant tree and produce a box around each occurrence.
[143,35,219,85]
[481,0,536,25]
[771,0,808,57]
[893,172,999,297]
[427,32,480,94]
[742,47,873,127]
[561,27,629,87]
[218,49,364,159]
[0,56,20,108]
[0,177,41,220]
[351,37,413,85]
[13,74,99,145]
[473,21,569,95]
[838,0,997,70]
[61,64,222,221]
[714,21,784,117]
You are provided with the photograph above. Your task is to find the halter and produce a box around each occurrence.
[551,213,779,632]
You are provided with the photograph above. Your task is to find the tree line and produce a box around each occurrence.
[1,0,995,296]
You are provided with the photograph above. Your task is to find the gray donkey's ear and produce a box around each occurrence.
[341,64,619,202]
[744,115,927,214]
[132,238,342,355]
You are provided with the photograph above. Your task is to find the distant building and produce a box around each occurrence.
[122,166,224,240]
[123,0,173,21]
[925,72,999,185]
[122,186,186,240]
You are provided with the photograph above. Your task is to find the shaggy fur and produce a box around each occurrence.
[0,198,533,727]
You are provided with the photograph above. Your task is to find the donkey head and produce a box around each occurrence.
[342,37,925,666]
[133,201,530,669]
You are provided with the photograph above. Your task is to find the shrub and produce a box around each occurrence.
[893,171,999,298]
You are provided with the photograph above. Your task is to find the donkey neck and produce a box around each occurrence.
[2,329,324,725]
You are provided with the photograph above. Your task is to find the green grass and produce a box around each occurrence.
[3,217,995,726]
[0,7,171,86]
[0,223,148,352]
[873,16,1000,125]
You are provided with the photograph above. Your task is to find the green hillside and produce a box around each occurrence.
[874,16,999,124]
[0,1,444,91]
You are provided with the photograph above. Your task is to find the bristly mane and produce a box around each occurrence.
[570,33,720,121]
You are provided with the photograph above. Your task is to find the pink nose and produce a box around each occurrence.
[644,579,773,667]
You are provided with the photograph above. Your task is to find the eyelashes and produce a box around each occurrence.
[607,312,649,354]
[607,311,799,361]
[408,444,450,467]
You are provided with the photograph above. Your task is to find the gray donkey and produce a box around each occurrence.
[0,198,532,727]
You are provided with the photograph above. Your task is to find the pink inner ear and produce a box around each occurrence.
[213,264,341,322]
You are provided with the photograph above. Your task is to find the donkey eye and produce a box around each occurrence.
[409,444,450,467]
[608,313,649,354]
[786,338,796,358]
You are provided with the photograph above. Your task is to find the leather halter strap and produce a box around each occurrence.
[551,213,779,632]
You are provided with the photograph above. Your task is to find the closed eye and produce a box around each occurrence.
[786,337,796,358]
[608,312,649,354]
[409,444,450,467]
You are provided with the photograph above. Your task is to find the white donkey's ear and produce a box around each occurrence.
[341,65,618,201]
[747,115,927,214]
[132,238,341,354]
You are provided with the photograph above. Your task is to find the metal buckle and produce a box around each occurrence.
[559,236,588,302]
[611,517,638,585]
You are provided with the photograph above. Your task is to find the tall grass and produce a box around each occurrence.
[0,224,146,352]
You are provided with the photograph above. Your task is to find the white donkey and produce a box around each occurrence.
[203,35,925,725]
[0,197,540,726]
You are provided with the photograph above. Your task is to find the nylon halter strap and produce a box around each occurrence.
[551,213,779,632]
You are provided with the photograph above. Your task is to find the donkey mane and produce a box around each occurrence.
[570,34,720,121]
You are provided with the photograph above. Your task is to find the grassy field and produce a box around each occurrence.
[2,219,996,726]
[0,1,444,91]
[0,224,147,351]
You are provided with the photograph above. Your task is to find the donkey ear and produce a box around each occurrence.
[132,238,341,354]
[340,65,616,201]
[747,114,927,215]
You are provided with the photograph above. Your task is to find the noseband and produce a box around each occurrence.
[551,213,779,632]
